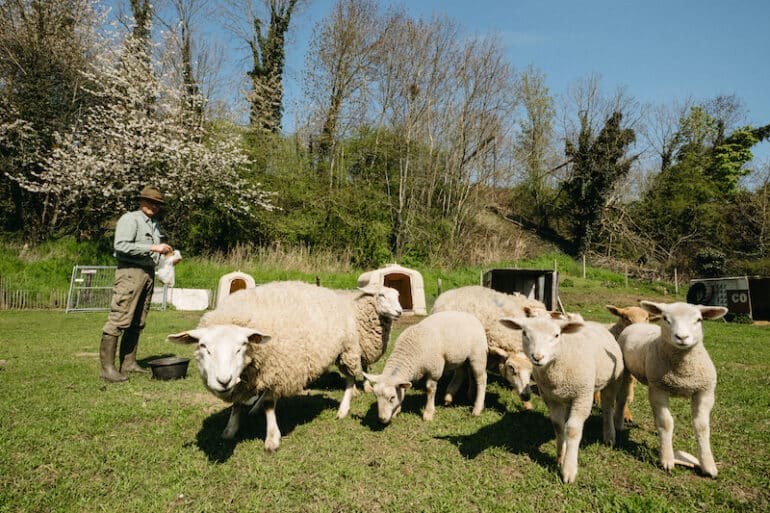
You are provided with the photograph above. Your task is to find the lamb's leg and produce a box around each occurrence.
[423,378,438,421]
[600,380,620,446]
[362,364,373,394]
[614,370,633,432]
[649,387,675,472]
[624,376,636,422]
[692,389,718,477]
[263,395,281,453]
[561,397,591,484]
[222,403,242,439]
[337,373,356,419]
[444,366,465,406]
[469,363,487,416]
[547,402,567,467]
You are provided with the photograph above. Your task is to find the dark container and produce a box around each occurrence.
[148,356,190,380]
[482,269,560,311]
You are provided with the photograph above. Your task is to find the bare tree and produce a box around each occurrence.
[304,0,384,161]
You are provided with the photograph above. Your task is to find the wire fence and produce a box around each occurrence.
[0,277,69,310]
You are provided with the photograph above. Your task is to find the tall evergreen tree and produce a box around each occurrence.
[561,111,636,255]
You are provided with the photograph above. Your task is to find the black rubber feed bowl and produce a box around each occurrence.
[148,357,190,380]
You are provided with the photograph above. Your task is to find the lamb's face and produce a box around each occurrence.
[499,317,583,368]
[641,301,725,350]
[371,381,408,424]
[167,325,270,395]
[500,351,533,401]
[607,305,655,329]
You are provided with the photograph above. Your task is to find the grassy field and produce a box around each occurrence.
[1,303,768,512]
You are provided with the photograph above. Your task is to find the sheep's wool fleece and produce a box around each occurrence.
[432,286,545,352]
[198,281,360,400]
[335,289,392,368]
[533,322,623,400]
[620,323,716,397]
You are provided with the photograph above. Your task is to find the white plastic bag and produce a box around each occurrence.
[157,249,182,287]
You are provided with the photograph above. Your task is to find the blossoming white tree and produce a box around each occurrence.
[14,26,272,237]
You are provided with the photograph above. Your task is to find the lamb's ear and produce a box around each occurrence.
[648,314,662,322]
[560,321,584,334]
[397,381,412,390]
[549,311,565,320]
[639,300,665,316]
[500,317,526,330]
[362,371,379,383]
[699,305,728,320]
[489,347,509,359]
[606,305,622,317]
[167,328,208,345]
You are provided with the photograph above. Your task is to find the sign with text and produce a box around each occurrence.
[726,289,751,315]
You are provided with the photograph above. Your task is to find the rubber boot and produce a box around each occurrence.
[119,329,149,374]
[100,333,128,382]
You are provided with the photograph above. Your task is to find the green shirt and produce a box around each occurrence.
[113,210,163,268]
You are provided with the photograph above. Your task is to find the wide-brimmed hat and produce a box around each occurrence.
[137,186,164,204]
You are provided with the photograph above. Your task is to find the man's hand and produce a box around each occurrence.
[151,243,173,254]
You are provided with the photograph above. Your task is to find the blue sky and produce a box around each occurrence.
[278,0,770,165]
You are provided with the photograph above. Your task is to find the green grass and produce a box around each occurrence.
[1,309,769,512]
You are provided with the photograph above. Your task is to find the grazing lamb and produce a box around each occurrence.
[499,316,624,484]
[364,310,488,424]
[167,281,402,452]
[616,301,726,477]
[432,285,548,409]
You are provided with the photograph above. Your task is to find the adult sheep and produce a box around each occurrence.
[499,316,624,484]
[616,301,726,477]
[167,280,402,452]
[432,285,547,410]
[364,310,488,424]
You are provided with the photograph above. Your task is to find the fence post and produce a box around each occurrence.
[582,255,586,279]
[674,268,679,295]
[625,265,629,288]
[437,278,442,296]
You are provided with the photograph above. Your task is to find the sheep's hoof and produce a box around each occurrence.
[264,441,280,453]
[422,411,434,421]
[443,394,453,406]
[561,467,577,484]
[522,401,533,411]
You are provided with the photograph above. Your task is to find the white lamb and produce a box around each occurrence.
[363,310,488,424]
[432,285,548,409]
[499,316,624,484]
[167,280,402,452]
[616,301,726,477]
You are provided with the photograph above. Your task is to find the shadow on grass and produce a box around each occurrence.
[192,393,338,463]
[436,394,639,473]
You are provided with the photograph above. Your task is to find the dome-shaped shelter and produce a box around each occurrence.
[216,271,256,308]
[357,264,427,315]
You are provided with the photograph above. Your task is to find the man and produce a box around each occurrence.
[99,186,173,382]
